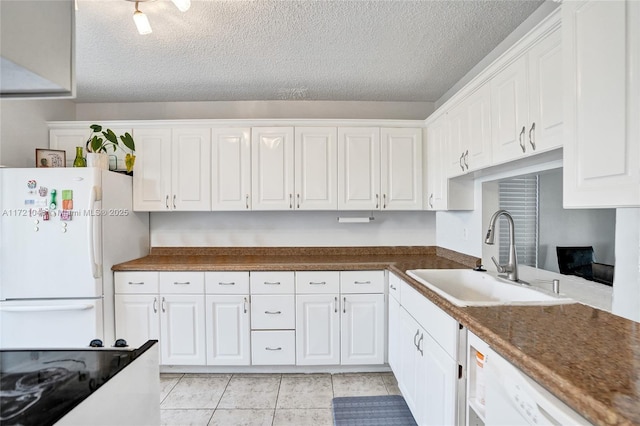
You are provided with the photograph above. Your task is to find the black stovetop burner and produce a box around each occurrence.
[0,343,151,426]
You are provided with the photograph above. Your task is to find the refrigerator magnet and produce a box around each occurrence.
[49,189,57,210]
[27,180,36,189]
[38,186,48,197]
[59,210,72,221]
[61,190,73,210]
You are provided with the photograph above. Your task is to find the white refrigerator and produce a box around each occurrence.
[0,168,149,349]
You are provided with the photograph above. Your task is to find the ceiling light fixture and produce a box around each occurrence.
[129,0,191,36]
[133,2,152,35]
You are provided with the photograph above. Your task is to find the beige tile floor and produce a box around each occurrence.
[160,372,401,426]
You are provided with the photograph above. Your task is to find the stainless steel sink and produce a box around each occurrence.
[405,269,574,307]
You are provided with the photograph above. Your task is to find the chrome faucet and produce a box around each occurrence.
[484,209,518,282]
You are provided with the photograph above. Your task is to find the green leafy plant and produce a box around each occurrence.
[86,124,135,154]
[86,124,137,172]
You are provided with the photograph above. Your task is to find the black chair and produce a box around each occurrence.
[556,246,595,280]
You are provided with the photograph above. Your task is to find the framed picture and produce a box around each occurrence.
[35,149,66,168]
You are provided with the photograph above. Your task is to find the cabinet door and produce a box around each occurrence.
[426,117,448,211]
[160,294,206,365]
[528,28,563,153]
[387,295,401,373]
[465,83,492,171]
[447,104,468,178]
[380,128,423,210]
[211,128,251,210]
[49,128,90,168]
[114,294,160,350]
[563,0,640,207]
[340,293,385,365]
[296,294,340,365]
[419,330,458,426]
[172,128,211,211]
[205,295,250,366]
[337,127,381,210]
[133,128,172,211]
[294,127,337,210]
[251,127,295,210]
[491,55,529,165]
[398,308,421,420]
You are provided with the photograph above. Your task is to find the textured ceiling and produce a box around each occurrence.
[75,0,544,103]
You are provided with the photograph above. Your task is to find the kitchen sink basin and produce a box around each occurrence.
[405,269,574,307]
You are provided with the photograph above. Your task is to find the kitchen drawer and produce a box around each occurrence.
[388,272,401,302]
[340,271,385,294]
[295,271,340,294]
[400,280,458,359]
[114,272,159,294]
[205,271,250,294]
[250,271,295,294]
[251,330,295,365]
[251,295,295,329]
[159,272,205,294]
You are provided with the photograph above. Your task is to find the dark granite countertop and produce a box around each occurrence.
[113,246,638,426]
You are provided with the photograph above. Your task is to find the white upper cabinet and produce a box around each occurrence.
[381,128,423,210]
[50,127,132,169]
[528,27,563,153]
[563,0,640,207]
[172,128,212,210]
[251,127,295,210]
[338,127,381,210]
[447,83,492,178]
[338,127,423,210]
[491,25,562,165]
[133,128,173,211]
[211,128,251,210]
[294,127,338,210]
[491,55,530,165]
[133,127,211,211]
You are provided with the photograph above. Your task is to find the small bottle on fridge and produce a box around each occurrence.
[73,146,86,167]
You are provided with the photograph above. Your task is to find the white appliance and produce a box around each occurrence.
[485,347,591,425]
[0,168,149,349]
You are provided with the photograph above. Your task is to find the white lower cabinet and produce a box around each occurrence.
[205,295,250,365]
[340,293,385,365]
[295,294,341,365]
[114,294,160,349]
[160,294,206,365]
[116,269,386,368]
[391,278,461,425]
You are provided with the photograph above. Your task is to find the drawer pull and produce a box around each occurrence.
[264,281,281,285]
[390,284,397,290]
[354,281,371,285]
[173,281,190,285]
[343,296,346,314]
[128,281,145,285]
[334,296,338,313]
[161,297,166,313]
[309,281,326,285]
[265,347,282,351]
[243,297,248,314]
[153,297,158,313]
[218,282,236,286]
[265,310,282,315]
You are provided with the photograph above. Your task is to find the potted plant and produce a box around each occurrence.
[86,124,136,172]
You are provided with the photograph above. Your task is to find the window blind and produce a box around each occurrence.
[498,175,539,268]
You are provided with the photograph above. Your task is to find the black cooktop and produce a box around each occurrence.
[0,340,156,426]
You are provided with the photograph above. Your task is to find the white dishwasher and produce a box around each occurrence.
[484,348,591,425]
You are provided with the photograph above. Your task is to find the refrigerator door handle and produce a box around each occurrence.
[0,304,94,312]
[88,186,101,279]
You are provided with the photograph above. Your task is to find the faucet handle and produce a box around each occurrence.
[491,256,506,273]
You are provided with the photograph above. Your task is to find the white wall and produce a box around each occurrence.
[538,170,616,272]
[75,101,434,121]
[0,99,76,167]
[150,211,436,247]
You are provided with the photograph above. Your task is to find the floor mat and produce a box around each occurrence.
[332,395,417,426]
